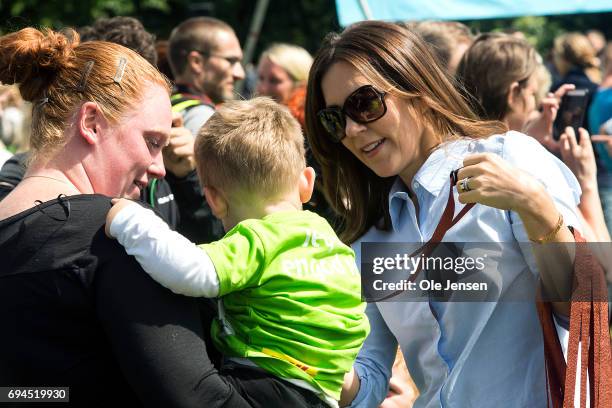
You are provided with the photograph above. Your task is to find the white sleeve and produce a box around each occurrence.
[108,203,220,297]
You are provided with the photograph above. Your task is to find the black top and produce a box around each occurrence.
[168,88,225,244]
[0,152,27,201]
[0,195,244,407]
[0,152,181,232]
[165,170,225,243]
[141,175,179,228]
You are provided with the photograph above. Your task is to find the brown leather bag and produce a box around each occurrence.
[536,230,612,408]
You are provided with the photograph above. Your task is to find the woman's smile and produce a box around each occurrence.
[361,138,385,155]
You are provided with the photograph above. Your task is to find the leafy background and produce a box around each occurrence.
[1,0,611,61]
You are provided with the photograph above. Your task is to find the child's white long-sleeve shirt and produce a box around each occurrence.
[109,203,220,297]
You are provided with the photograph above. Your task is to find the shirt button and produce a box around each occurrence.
[413,181,420,190]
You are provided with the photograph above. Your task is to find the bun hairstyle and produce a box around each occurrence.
[554,32,599,69]
[0,28,75,103]
[0,27,170,156]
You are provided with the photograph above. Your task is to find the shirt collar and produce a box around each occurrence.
[387,139,472,233]
[413,140,471,196]
[388,178,410,233]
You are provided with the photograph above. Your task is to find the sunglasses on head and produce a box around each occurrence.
[317,85,387,143]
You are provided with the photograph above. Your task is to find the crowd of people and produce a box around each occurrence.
[0,13,611,408]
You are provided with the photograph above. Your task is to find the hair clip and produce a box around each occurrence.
[77,61,95,93]
[113,57,128,84]
[37,90,49,108]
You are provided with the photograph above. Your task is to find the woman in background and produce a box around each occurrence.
[458,32,609,241]
[551,32,600,128]
[257,43,312,131]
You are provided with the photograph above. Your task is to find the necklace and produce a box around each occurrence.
[22,175,71,186]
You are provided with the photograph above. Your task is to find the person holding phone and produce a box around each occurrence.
[553,89,590,141]
[551,32,600,129]
[547,33,608,242]
[587,44,612,235]
[458,32,609,241]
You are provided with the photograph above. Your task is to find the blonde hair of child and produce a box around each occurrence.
[195,96,306,200]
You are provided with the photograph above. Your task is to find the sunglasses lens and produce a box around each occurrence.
[346,86,385,123]
[318,109,345,142]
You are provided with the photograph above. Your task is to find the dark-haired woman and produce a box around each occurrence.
[305,21,584,407]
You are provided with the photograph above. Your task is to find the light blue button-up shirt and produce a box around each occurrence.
[349,132,581,408]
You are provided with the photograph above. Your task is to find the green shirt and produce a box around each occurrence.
[203,210,369,401]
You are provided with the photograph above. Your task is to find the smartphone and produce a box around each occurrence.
[553,89,589,141]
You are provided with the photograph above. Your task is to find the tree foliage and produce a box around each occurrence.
[1,0,611,63]
[0,0,340,61]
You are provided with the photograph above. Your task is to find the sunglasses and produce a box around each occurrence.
[317,85,387,143]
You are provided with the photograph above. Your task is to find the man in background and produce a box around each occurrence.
[163,17,245,242]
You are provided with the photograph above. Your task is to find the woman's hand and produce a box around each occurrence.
[379,376,417,408]
[562,129,611,241]
[559,127,597,191]
[456,152,566,240]
[456,153,575,316]
[379,350,417,408]
[523,84,575,153]
[455,153,549,216]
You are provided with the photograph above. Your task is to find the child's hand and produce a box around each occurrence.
[105,198,137,238]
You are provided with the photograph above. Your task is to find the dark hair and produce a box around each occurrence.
[77,25,97,42]
[456,33,538,121]
[155,40,174,80]
[79,17,157,66]
[305,20,506,243]
[168,17,234,77]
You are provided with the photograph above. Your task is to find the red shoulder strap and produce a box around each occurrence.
[378,173,474,301]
